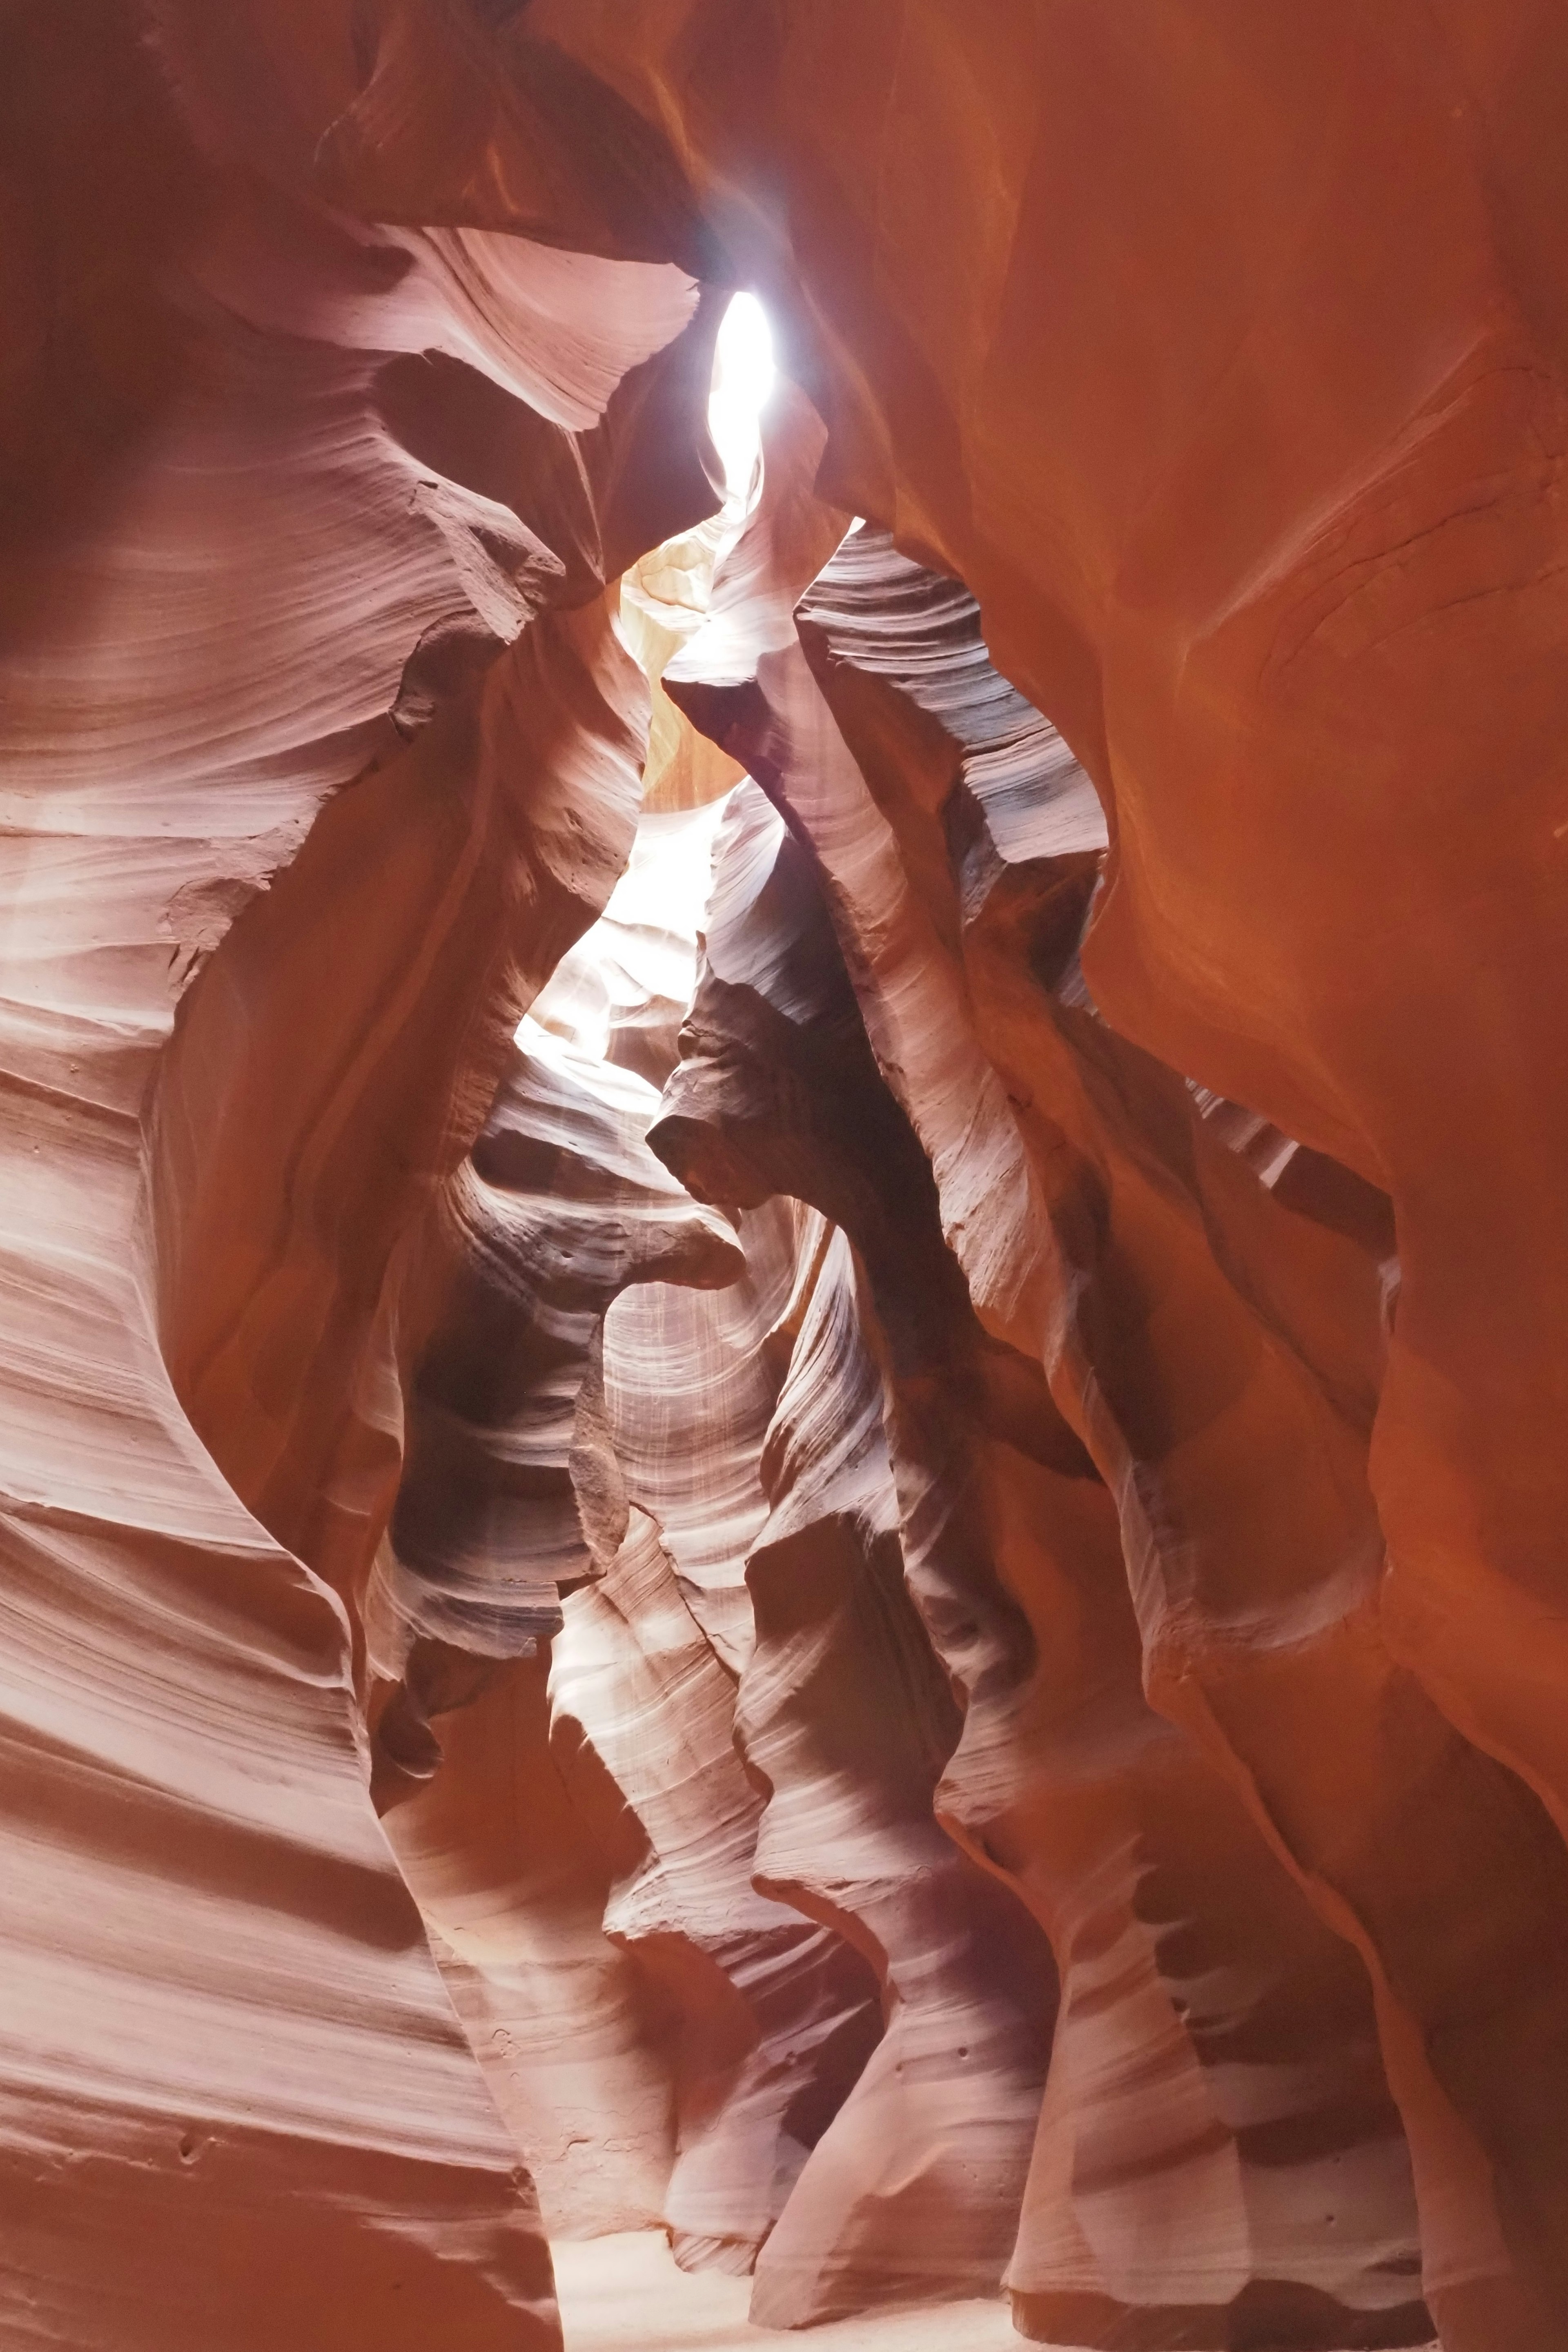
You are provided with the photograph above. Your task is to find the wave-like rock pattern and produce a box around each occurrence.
[379,1646,678,2239]
[369,1030,741,1776]
[12,8,1568,2349]
[655,781,1429,2346]
[549,1506,883,2274]
[374,974,895,2280]
[457,20,1568,2333]
[1,13,724,2343]
[739,1224,1054,2325]
[601,1192,802,1675]
[655,372,1568,2335]
[789,529,1568,2350]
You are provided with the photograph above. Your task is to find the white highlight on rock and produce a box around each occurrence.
[520,294,774,1065]
[519,799,731,1065]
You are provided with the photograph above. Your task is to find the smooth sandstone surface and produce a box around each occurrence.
[7,8,1568,2351]
[3,12,715,2343]
[652,778,1428,2347]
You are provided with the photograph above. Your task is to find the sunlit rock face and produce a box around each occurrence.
[651,779,1426,2348]
[6,8,1568,2352]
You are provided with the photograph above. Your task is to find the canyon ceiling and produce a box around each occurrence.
[3,4,1568,2348]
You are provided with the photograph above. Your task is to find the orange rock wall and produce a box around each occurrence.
[7,7,1568,2350]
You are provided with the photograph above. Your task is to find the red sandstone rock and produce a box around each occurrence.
[550,1506,883,2274]
[654,779,1429,2345]
[11,7,1568,2348]
[514,23,1568,2328]
[601,1192,805,1675]
[0,13,717,2343]
[655,336,1568,2335]
[792,531,1568,2351]
[739,1226,1053,2326]
[381,1647,677,2238]
[368,1029,742,1785]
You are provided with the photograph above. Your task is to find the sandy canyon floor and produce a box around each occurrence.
[552,2232,1021,2351]
[552,2234,1446,2352]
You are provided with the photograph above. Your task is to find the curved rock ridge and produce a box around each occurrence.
[782,533,1568,2350]
[357,782,904,2291]
[2,12,726,2343]
[376,1004,832,2260]
[369,1027,743,1781]
[653,382,1568,2334]
[379,1644,679,2241]
[528,798,734,1087]
[653,780,1428,2347]
[370,782,1060,2321]
[549,1505,883,2275]
[738,1225,1055,2327]
[796,526,1402,1265]
[601,1189,807,1676]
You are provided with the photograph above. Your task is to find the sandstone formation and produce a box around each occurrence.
[738,1223,1054,2329]
[7,7,1568,2352]
[379,1644,676,2241]
[369,1027,742,1773]
[3,12,715,2345]
[550,1504,882,2276]
[653,779,1427,2347]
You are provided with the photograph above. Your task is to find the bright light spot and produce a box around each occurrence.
[511,300,776,1072]
[516,800,730,1067]
[708,292,775,503]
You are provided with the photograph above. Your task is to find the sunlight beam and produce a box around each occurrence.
[708,292,776,503]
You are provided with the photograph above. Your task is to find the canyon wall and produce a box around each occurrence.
[5,6,1568,2349]
[2,11,710,2345]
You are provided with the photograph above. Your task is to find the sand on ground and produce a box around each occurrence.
[553,2235,1450,2352]
[551,2231,1022,2351]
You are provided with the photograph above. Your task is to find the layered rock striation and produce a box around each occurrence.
[7,9,1568,2352]
[653,778,1428,2347]
[2,11,715,2343]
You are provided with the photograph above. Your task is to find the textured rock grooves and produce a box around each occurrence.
[4,8,1567,2352]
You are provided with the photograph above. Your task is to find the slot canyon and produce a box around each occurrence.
[4,6,1568,2348]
